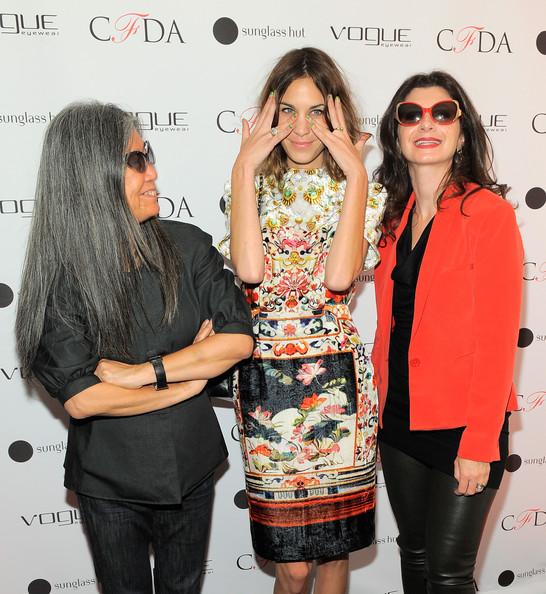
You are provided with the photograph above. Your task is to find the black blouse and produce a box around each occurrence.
[33,221,253,504]
[378,212,508,489]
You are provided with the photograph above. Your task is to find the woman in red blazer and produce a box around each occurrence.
[372,71,523,594]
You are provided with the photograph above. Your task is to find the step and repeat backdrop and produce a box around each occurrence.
[1,1,545,593]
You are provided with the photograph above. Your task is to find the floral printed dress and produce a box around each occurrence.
[219,168,386,562]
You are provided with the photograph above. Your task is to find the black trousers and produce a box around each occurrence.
[78,476,214,594]
[379,441,497,594]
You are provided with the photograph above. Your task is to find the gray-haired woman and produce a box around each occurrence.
[16,102,254,594]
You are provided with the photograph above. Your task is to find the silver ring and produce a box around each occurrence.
[476,484,485,492]
[334,126,344,132]
[270,127,278,137]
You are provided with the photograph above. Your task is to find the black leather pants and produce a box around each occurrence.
[379,441,497,594]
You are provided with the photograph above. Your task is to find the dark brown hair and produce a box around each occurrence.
[374,70,507,240]
[258,47,361,182]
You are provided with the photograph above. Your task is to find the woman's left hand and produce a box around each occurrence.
[454,456,490,496]
[95,359,149,389]
[308,95,370,181]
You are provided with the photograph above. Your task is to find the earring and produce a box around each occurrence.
[454,147,464,163]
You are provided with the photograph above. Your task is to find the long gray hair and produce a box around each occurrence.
[16,101,181,375]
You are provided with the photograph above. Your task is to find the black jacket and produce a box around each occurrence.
[33,221,252,503]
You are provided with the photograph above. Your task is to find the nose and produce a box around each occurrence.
[293,112,311,136]
[145,162,158,181]
[418,111,434,130]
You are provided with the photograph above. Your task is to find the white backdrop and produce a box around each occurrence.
[1,1,545,593]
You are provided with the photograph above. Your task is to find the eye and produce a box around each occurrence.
[309,108,325,118]
[280,106,295,115]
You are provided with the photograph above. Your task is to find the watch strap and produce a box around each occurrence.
[149,355,168,390]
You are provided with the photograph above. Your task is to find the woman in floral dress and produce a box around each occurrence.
[219,48,386,594]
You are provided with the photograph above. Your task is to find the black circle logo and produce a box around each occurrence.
[525,187,546,209]
[220,196,226,214]
[505,454,522,472]
[213,17,239,45]
[234,489,249,509]
[536,31,546,55]
[0,283,14,308]
[28,579,52,594]
[8,440,34,463]
[517,328,534,348]
[497,569,515,587]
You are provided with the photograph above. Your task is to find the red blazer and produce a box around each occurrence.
[372,185,523,462]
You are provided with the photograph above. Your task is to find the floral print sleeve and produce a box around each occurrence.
[363,182,387,270]
[218,177,262,260]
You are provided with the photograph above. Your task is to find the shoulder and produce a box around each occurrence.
[444,185,515,225]
[158,220,212,247]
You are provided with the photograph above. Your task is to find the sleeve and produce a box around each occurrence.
[217,177,263,259]
[363,182,388,270]
[32,305,101,405]
[217,179,233,259]
[193,231,254,337]
[457,201,523,461]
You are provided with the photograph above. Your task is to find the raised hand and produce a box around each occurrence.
[234,93,295,174]
[307,95,370,181]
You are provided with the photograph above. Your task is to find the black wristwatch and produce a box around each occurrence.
[149,355,168,390]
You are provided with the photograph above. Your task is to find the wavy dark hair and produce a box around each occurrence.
[16,102,180,376]
[258,47,361,182]
[374,70,507,239]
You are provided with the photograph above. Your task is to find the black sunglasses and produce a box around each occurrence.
[124,140,155,173]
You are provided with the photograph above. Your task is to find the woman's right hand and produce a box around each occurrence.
[193,319,214,343]
[233,93,294,175]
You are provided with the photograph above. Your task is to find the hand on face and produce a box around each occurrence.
[307,94,370,180]
[234,92,295,174]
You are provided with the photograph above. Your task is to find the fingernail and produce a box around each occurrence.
[269,90,275,96]
[288,123,293,129]
[327,94,332,100]
[335,95,340,102]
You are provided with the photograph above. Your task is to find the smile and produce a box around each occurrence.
[415,138,441,147]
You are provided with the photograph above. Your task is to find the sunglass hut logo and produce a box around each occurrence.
[0,13,59,36]
[330,24,411,47]
[437,26,512,53]
[89,12,184,44]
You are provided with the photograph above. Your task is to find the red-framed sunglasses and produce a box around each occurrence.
[395,99,462,126]
[124,140,155,172]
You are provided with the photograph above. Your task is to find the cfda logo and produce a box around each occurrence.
[437,26,512,53]
[501,509,546,531]
[89,13,184,44]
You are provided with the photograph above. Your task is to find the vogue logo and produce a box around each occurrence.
[89,13,184,44]
[501,509,546,531]
[437,26,512,53]
[158,196,194,219]
[217,108,259,134]
[0,198,34,217]
[134,111,189,133]
[21,508,82,527]
[523,261,546,282]
[330,25,411,47]
[532,113,546,134]
[1,366,27,380]
[481,113,508,132]
[0,13,58,36]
